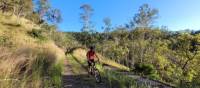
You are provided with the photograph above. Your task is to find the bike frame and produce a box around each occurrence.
[88,61,101,83]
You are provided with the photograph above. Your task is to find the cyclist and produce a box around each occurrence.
[86,46,99,74]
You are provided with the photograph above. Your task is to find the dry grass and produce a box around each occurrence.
[0,14,65,88]
[0,44,65,87]
[0,14,39,30]
[72,48,130,71]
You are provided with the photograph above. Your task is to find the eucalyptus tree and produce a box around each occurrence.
[129,4,158,29]
[80,4,94,32]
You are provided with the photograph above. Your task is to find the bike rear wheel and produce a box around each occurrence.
[94,69,101,83]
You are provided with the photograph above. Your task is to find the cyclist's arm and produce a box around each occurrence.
[86,51,89,58]
[95,53,100,62]
[86,52,90,60]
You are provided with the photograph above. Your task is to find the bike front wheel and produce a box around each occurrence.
[94,69,101,83]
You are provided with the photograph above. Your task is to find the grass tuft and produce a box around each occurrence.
[0,47,64,88]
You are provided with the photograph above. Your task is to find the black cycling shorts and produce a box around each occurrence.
[88,59,95,66]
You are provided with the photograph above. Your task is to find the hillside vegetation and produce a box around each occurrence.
[1,0,200,88]
[0,14,67,88]
[66,48,147,88]
[72,28,200,87]
[71,48,130,71]
[71,3,200,88]
[0,14,132,88]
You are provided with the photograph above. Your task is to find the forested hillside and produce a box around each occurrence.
[72,27,200,87]
[70,3,200,88]
[0,0,78,87]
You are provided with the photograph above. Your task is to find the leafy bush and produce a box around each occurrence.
[0,36,8,45]
[28,29,47,41]
[134,63,159,79]
[0,36,13,47]
[26,12,41,24]
[102,70,148,88]
[30,51,56,76]
[38,24,80,50]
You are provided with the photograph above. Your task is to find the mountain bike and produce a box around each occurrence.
[88,61,101,83]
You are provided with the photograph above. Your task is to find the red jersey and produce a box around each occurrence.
[87,50,95,60]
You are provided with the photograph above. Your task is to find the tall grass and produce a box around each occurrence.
[95,64,148,88]
[0,47,64,88]
[0,14,66,88]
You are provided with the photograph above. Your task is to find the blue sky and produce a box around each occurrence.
[50,0,200,32]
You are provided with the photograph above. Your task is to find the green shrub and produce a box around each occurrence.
[50,32,81,50]
[102,70,145,88]
[23,49,62,88]
[0,36,8,45]
[31,52,56,76]
[0,36,13,47]
[179,75,200,88]
[26,12,41,24]
[28,29,47,41]
[134,63,159,79]
[48,62,63,88]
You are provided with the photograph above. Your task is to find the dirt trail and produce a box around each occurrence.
[62,57,110,88]
[62,58,75,88]
[61,51,174,88]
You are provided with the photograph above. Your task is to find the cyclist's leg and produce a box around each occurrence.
[92,60,96,69]
[88,59,95,75]
[88,60,92,74]
[92,60,101,82]
[90,59,94,67]
[93,60,96,68]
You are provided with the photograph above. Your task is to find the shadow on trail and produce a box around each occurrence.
[63,54,113,88]
[62,74,110,88]
[70,54,88,71]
